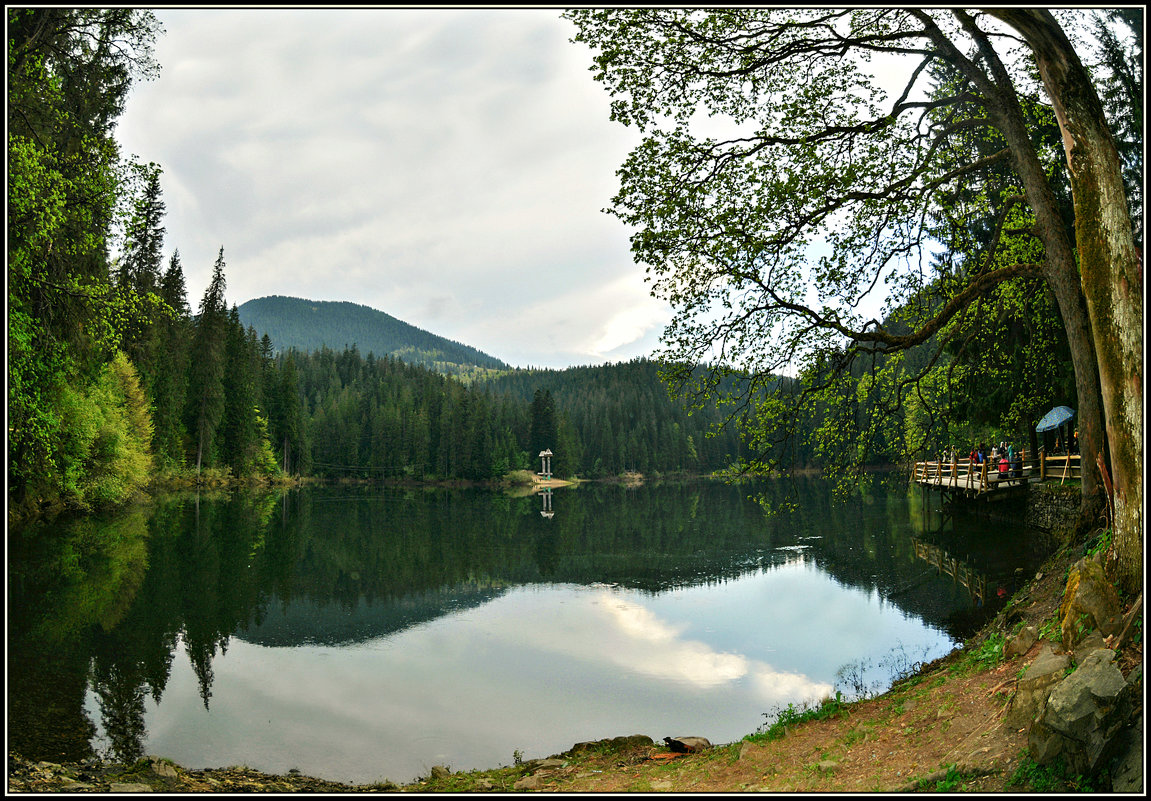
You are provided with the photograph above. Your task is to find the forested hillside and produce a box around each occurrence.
[484,361,751,477]
[237,296,508,379]
[292,353,758,482]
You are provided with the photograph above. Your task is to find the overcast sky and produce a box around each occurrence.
[115,8,661,369]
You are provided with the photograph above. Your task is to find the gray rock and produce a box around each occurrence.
[1005,644,1070,731]
[1005,625,1039,659]
[1109,713,1143,793]
[738,741,761,761]
[1072,629,1109,660]
[109,782,154,792]
[1030,649,1131,774]
[528,758,565,770]
[430,765,450,780]
[664,736,711,753]
[59,778,96,790]
[513,774,542,790]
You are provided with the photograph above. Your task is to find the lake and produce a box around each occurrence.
[8,477,1052,785]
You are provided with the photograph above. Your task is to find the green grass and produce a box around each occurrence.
[951,631,1006,675]
[1007,752,1101,792]
[915,763,964,791]
[1039,613,1061,642]
[749,692,850,743]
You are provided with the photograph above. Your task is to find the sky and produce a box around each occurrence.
[115,8,662,370]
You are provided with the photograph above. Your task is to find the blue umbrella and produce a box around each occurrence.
[1036,405,1075,433]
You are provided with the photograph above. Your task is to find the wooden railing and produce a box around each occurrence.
[912,451,1081,493]
[1039,453,1081,482]
[912,455,1031,492]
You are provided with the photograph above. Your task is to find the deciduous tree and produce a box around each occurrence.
[566,9,1141,589]
[8,8,160,514]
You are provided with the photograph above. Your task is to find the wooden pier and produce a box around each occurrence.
[912,452,1080,500]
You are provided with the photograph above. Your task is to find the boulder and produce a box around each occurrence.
[664,736,711,753]
[1028,649,1131,775]
[1059,554,1122,649]
[525,758,565,771]
[1072,630,1109,660]
[1109,712,1143,793]
[738,741,763,761]
[568,734,653,754]
[1005,644,1070,731]
[1004,625,1039,659]
[513,774,542,790]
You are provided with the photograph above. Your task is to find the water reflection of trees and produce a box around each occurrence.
[9,478,1048,765]
[9,507,152,763]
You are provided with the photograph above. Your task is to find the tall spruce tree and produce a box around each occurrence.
[219,305,260,474]
[268,352,303,475]
[115,166,167,376]
[185,248,228,475]
[152,252,191,466]
[529,388,558,463]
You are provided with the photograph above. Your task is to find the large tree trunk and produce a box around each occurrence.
[992,9,1144,593]
[980,46,1107,534]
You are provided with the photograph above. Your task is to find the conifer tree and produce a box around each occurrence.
[219,305,260,474]
[151,252,191,466]
[116,165,167,385]
[529,389,558,459]
[279,354,307,474]
[185,248,228,475]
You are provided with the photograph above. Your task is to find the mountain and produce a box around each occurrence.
[236,295,508,378]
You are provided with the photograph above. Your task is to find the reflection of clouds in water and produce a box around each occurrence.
[601,596,747,685]
[594,591,832,702]
[748,668,834,706]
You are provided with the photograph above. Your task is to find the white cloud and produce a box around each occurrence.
[115,9,651,368]
[588,282,672,360]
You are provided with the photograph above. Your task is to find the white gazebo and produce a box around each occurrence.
[538,449,553,480]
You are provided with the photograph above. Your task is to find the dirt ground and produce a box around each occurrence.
[8,540,1142,794]
[502,658,1034,793]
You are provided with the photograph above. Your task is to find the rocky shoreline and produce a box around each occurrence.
[7,754,390,793]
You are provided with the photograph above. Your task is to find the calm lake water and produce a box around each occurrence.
[9,477,1052,784]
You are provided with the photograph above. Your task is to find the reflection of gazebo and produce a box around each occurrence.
[539,487,554,519]
[538,449,553,480]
